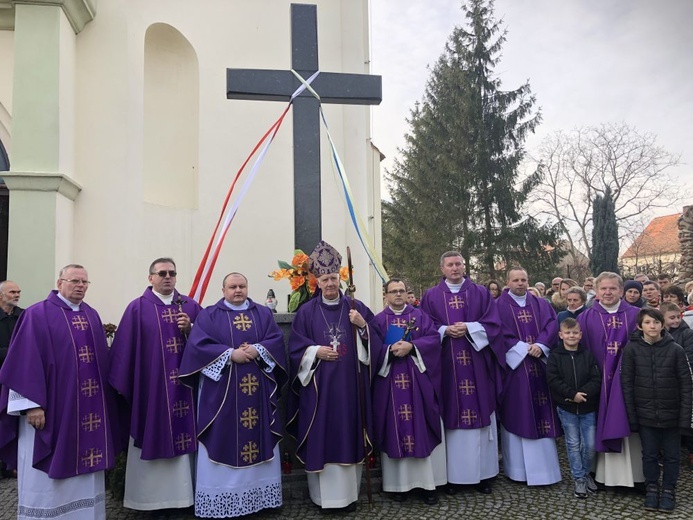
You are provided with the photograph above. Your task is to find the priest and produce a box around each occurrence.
[420,251,503,494]
[496,267,562,486]
[0,264,121,519]
[371,278,445,505]
[287,240,378,512]
[109,257,201,513]
[179,272,287,518]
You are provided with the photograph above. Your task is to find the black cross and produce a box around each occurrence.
[226,3,382,253]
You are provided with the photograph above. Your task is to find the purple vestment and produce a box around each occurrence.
[497,291,562,439]
[109,288,201,460]
[371,305,442,459]
[420,278,504,430]
[286,294,379,472]
[179,299,287,467]
[0,291,120,478]
[577,301,639,452]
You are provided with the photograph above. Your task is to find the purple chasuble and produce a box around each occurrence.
[497,291,562,439]
[371,306,442,459]
[109,288,201,459]
[286,294,379,472]
[420,278,504,430]
[179,299,287,468]
[0,291,120,478]
[577,302,638,452]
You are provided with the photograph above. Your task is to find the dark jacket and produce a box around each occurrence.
[546,344,601,414]
[621,331,693,430]
[668,321,693,367]
[556,306,586,325]
[0,306,23,366]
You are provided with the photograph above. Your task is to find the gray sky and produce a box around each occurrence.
[370,0,693,215]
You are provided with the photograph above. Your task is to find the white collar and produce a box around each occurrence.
[153,290,174,305]
[56,292,81,311]
[508,291,527,307]
[224,299,249,311]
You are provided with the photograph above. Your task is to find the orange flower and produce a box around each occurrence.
[307,274,318,294]
[339,266,350,281]
[269,269,291,281]
[292,253,309,271]
[290,275,306,291]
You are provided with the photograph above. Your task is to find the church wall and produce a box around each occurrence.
[0,30,13,153]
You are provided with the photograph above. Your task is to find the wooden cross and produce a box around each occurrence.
[172,400,190,418]
[448,295,465,309]
[166,337,183,354]
[394,373,411,390]
[460,409,478,426]
[81,448,103,468]
[81,413,102,432]
[169,369,180,385]
[401,435,415,453]
[606,341,620,355]
[71,315,89,331]
[240,407,259,429]
[456,350,471,366]
[391,317,408,328]
[537,420,551,435]
[458,379,476,395]
[233,313,253,331]
[241,441,259,463]
[78,345,94,363]
[528,363,541,378]
[606,316,623,329]
[398,404,413,421]
[80,378,100,398]
[240,374,259,395]
[175,433,193,452]
[517,309,533,323]
[160,308,178,324]
[534,392,548,406]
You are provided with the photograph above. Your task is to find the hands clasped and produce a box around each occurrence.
[390,340,413,357]
[445,322,467,338]
[230,344,260,364]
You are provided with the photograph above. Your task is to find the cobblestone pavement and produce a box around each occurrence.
[2,446,692,519]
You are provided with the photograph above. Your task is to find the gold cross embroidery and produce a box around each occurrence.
[160,308,178,324]
[240,407,259,429]
[72,315,89,331]
[172,400,190,418]
[240,374,259,395]
[537,420,551,435]
[401,435,415,453]
[394,373,411,390]
[78,345,94,363]
[233,313,252,331]
[517,310,533,323]
[458,379,476,395]
[169,369,180,385]
[525,335,535,344]
[241,441,259,463]
[166,337,183,354]
[448,295,465,309]
[606,341,620,355]
[528,363,541,378]
[81,378,100,398]
[456,350,471,366]
[174,433,193,452]
[81,413,102,432]
[398,404,413,421]
[392,317,408,328]
[461,409,478,425]
[606,316,623,329]
[81,448,103,468]
[534,392,548,406]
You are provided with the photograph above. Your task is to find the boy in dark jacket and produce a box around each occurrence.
[547,318,602,498]
[621,308,692,513]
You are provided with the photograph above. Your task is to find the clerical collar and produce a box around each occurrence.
[224,299,249,311]
[389,306,405,315]
[56,292,81,311]
[445,280,463,294]
[153,290,174,305]
[599,301,620,313]
[322,295,341,306]
[508,291,527,307]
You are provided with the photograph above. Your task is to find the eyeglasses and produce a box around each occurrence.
[60,279,91,286]
[386,289,406,295]
[152,270,177,278]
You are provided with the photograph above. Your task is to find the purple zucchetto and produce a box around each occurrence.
[308,240,342,276]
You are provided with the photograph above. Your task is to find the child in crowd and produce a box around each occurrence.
[621,308,692,513]
[661,285,687,311]
[546,318,601,498]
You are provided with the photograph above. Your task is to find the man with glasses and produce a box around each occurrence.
[0,264,121,518]
[420,251,503,495]
[109,257,201,516]
[371,279,445,504]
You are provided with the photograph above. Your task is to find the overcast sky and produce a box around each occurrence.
[370,0,693,216]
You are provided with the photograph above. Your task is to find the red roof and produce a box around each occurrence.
[621,213,681,259]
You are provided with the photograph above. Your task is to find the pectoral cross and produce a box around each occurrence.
[78,345,94,363]
[606,315,623,329]
[234,313,253,331]
[458,379,476,395]
[240,374,259,395]
[394,373,411,390]
[330,335,340,351]
[606,341,620,355]
[537,420,551,435]
[401,435,415,453]
[461,409,478,425]
[534,392,548,406]
[81,378,100,398]
[241,441,259,463]
[398,404,413,421]
[175,433,193,452]
[161,308,178,324]
[448,295,465,309]
[72,315,89,331]
[517,310,533,323]
[172,400,190,418]
[456,350,471,366]
[81,448,103,468]
[166,337,183,354]
[240,407,259,429]
[81,413,102,432]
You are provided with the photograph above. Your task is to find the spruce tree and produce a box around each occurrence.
[590,187,620,275]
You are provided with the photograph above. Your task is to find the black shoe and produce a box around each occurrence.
[391,492,407,502]
[344,502,357,513]
[644,484,659,511]
[659,488,675,513]
[443,484,458,495]
[475,479,493,494]
[422,490,438,505]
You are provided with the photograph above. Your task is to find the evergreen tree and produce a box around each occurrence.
[383,0,561,289]
[590,187,620,275]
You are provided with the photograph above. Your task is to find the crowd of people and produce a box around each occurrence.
[0,248,692,518]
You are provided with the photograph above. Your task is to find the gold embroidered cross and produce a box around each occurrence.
[72,315,89,331]
[161,308,178,324]
[525,335,535,344]
[606,316,622,329]
[240,374,259,395]
[528,363,541,377]
[169,369,180,385]
[81,448,103,468]
[172,400,190,418]
[394,373,411,390]
[461,409,478,425]
[537,420,551,435]
[166,337,183,354]
[81,378,99,397]
[398,404,413,421]
[240,407,259,429]
[241,441,259,463]
[448,296,465,309]
[456,350,471,366]
[606,341,620,355]
[534,392,548,406]
[401,435,415,453]
[458,379,476,395]
[233,313,252,331]
[392,317,408,328]
[81,413,102,432]
[175,433,193,452]
[78,345,94,363]
[517,310,533,323]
